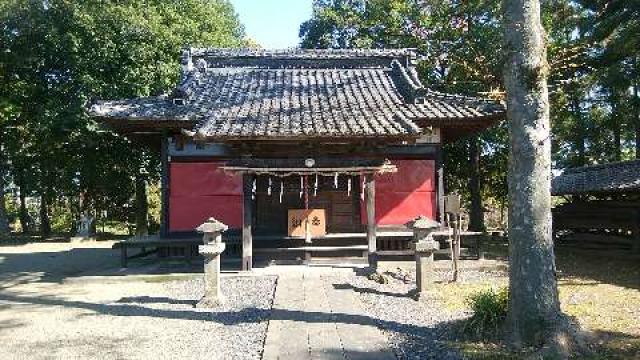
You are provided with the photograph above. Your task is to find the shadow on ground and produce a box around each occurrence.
[0,287,464,359]
[0,246,120,285]
[555,248,640,290]
[0,243,249,286]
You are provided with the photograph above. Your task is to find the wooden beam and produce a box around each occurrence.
[366,174,377,268]
[633,212,640,254]
[160,132,170,238]
[242,174,254,271]
[436,146,445,225]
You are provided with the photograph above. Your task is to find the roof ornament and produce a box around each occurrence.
[181,48,193,74]
[196,58,208,72]
[195,128,207,141]
[181,129,196,137]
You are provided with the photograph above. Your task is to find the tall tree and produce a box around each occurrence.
[503,0,564,353]
[578,0,640,158]
[0,0,247,235]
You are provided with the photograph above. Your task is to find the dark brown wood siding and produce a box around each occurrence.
[254,175,361,235]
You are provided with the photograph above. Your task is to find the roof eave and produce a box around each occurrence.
[192,133,421,144]
[95,116,197,135]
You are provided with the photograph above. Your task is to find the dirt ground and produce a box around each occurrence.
[0,240,638,359]
[0,241,275,360]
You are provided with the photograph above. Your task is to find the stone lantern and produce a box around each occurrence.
[195,217,228,308]
[406,216,441,299]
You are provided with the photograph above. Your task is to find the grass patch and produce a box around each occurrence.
[556,251,640,360]
[432,280,508,312]
[435,248,639,359]
[447,341,521,360]
[463,287,509,339]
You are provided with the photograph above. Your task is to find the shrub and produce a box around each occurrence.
[463,287,509,339]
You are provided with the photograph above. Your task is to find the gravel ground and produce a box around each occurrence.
[343,265,506,360]
[0,275,276,360]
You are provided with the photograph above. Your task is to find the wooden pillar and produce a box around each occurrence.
[633,212,640,254]
[242,174,254,271]
[160,133,170,238]
[366,174,377,268]
[436,146,445,226]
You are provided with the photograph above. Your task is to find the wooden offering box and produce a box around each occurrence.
[288,209,327,237]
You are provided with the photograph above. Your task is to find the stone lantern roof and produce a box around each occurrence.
[405,215,440,230]
[196,217,228,233]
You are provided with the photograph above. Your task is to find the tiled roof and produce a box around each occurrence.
[90,48,505,140]
[190,67,422,139]
[91,97,187,121]
[551,160,640,195]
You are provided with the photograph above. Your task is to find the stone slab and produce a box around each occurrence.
[262,268,394,360]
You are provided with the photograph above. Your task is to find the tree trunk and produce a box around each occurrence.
[468,135,485,231]
[17,174,29,234]
[134,172,149,237]
[503,0,562,352]
[634,77,639,159]
[39,193,51,238]
[611,99,622,162]
[571,89,586,166]
[0,164,9,236]
[0,131,9,236]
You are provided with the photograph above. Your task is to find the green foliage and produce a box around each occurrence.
[0,0,246,235]
[463,287,509,339]
[300,0,640,217]
[50,202,75,234]
[147,181,162,233]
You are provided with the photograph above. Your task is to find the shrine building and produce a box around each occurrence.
[91,48,505,270]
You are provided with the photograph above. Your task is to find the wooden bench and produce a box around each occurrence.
[254,245,368,252]
[376,230,485,258]
[252,232,410,258]
[254,244,369,263]
[113,237,202,268]
[252,231,484,259]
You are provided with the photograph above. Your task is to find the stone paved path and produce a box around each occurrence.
[262,267,395,360]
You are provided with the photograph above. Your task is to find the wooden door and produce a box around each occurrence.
[255,175,362,235]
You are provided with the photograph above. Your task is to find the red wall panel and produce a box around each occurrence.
[375,191,435,225]
[375,160,434,193]
[169,195,242,231]
[168,159,436,231]
[170,162,242,197]
[362,160,437,225]
[169,162,243,231]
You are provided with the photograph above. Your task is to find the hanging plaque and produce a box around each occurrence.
[444,194,462,215]
[288,209,326,237]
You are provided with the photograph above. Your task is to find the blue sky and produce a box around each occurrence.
[230,0,313,49]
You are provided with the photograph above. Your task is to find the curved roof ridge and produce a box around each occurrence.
[188,47,418,59]
[389,60,425,102]
[423,89,503,104]
[183,47,417,70]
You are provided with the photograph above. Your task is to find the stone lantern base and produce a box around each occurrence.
[410,239,440,300]
[196,242,226,308]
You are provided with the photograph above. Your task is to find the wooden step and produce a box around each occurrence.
[255,245,368,253]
